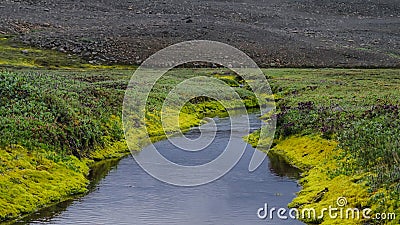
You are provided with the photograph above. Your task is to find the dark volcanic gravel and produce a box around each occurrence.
[0,0,399,67]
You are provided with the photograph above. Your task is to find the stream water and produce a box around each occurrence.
[19,113,304,225]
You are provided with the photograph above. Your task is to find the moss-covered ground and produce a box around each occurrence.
[247,68,400,224]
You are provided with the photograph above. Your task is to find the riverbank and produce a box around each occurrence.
[1,38,399,223]
[0,64,260,222]
[247,135,371,224]
[2,68,399,224]
[19,113,302,224]
[0,145,89,223]
[247,69,400,224]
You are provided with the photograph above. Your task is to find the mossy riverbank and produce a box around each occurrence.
[247,69,400,224]
[2,68,399,224]
[0,35,139,220]
[0,65,259,222]
[247,134,371,224]
[0,145,89,222]
[1,37,399,223]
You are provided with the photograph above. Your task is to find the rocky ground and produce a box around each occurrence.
[0,0,399,67]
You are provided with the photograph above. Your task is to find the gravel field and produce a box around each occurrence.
[0,0,399,67]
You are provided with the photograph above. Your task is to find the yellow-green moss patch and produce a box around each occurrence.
[247,134,399,224]
[0,145,89,221]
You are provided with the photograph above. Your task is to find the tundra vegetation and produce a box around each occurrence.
[0,35,399,224]
[247,68,400,224]
[0,39,258,220]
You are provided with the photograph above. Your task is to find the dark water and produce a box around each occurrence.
[19,114,303,225]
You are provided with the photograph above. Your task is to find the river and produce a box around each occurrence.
[19,113,304,225]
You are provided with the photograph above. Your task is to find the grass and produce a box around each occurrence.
[0,66,259,222]
[247,68,400,224]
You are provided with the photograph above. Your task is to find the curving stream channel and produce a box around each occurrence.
[18,113,304,225]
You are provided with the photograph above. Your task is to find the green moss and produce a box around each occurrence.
[248,123,399,224]
[247,134,371,224]
[89,141,129,161]
[0,35,82,68]
[0,35,136,70]
[0,145,89,221]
